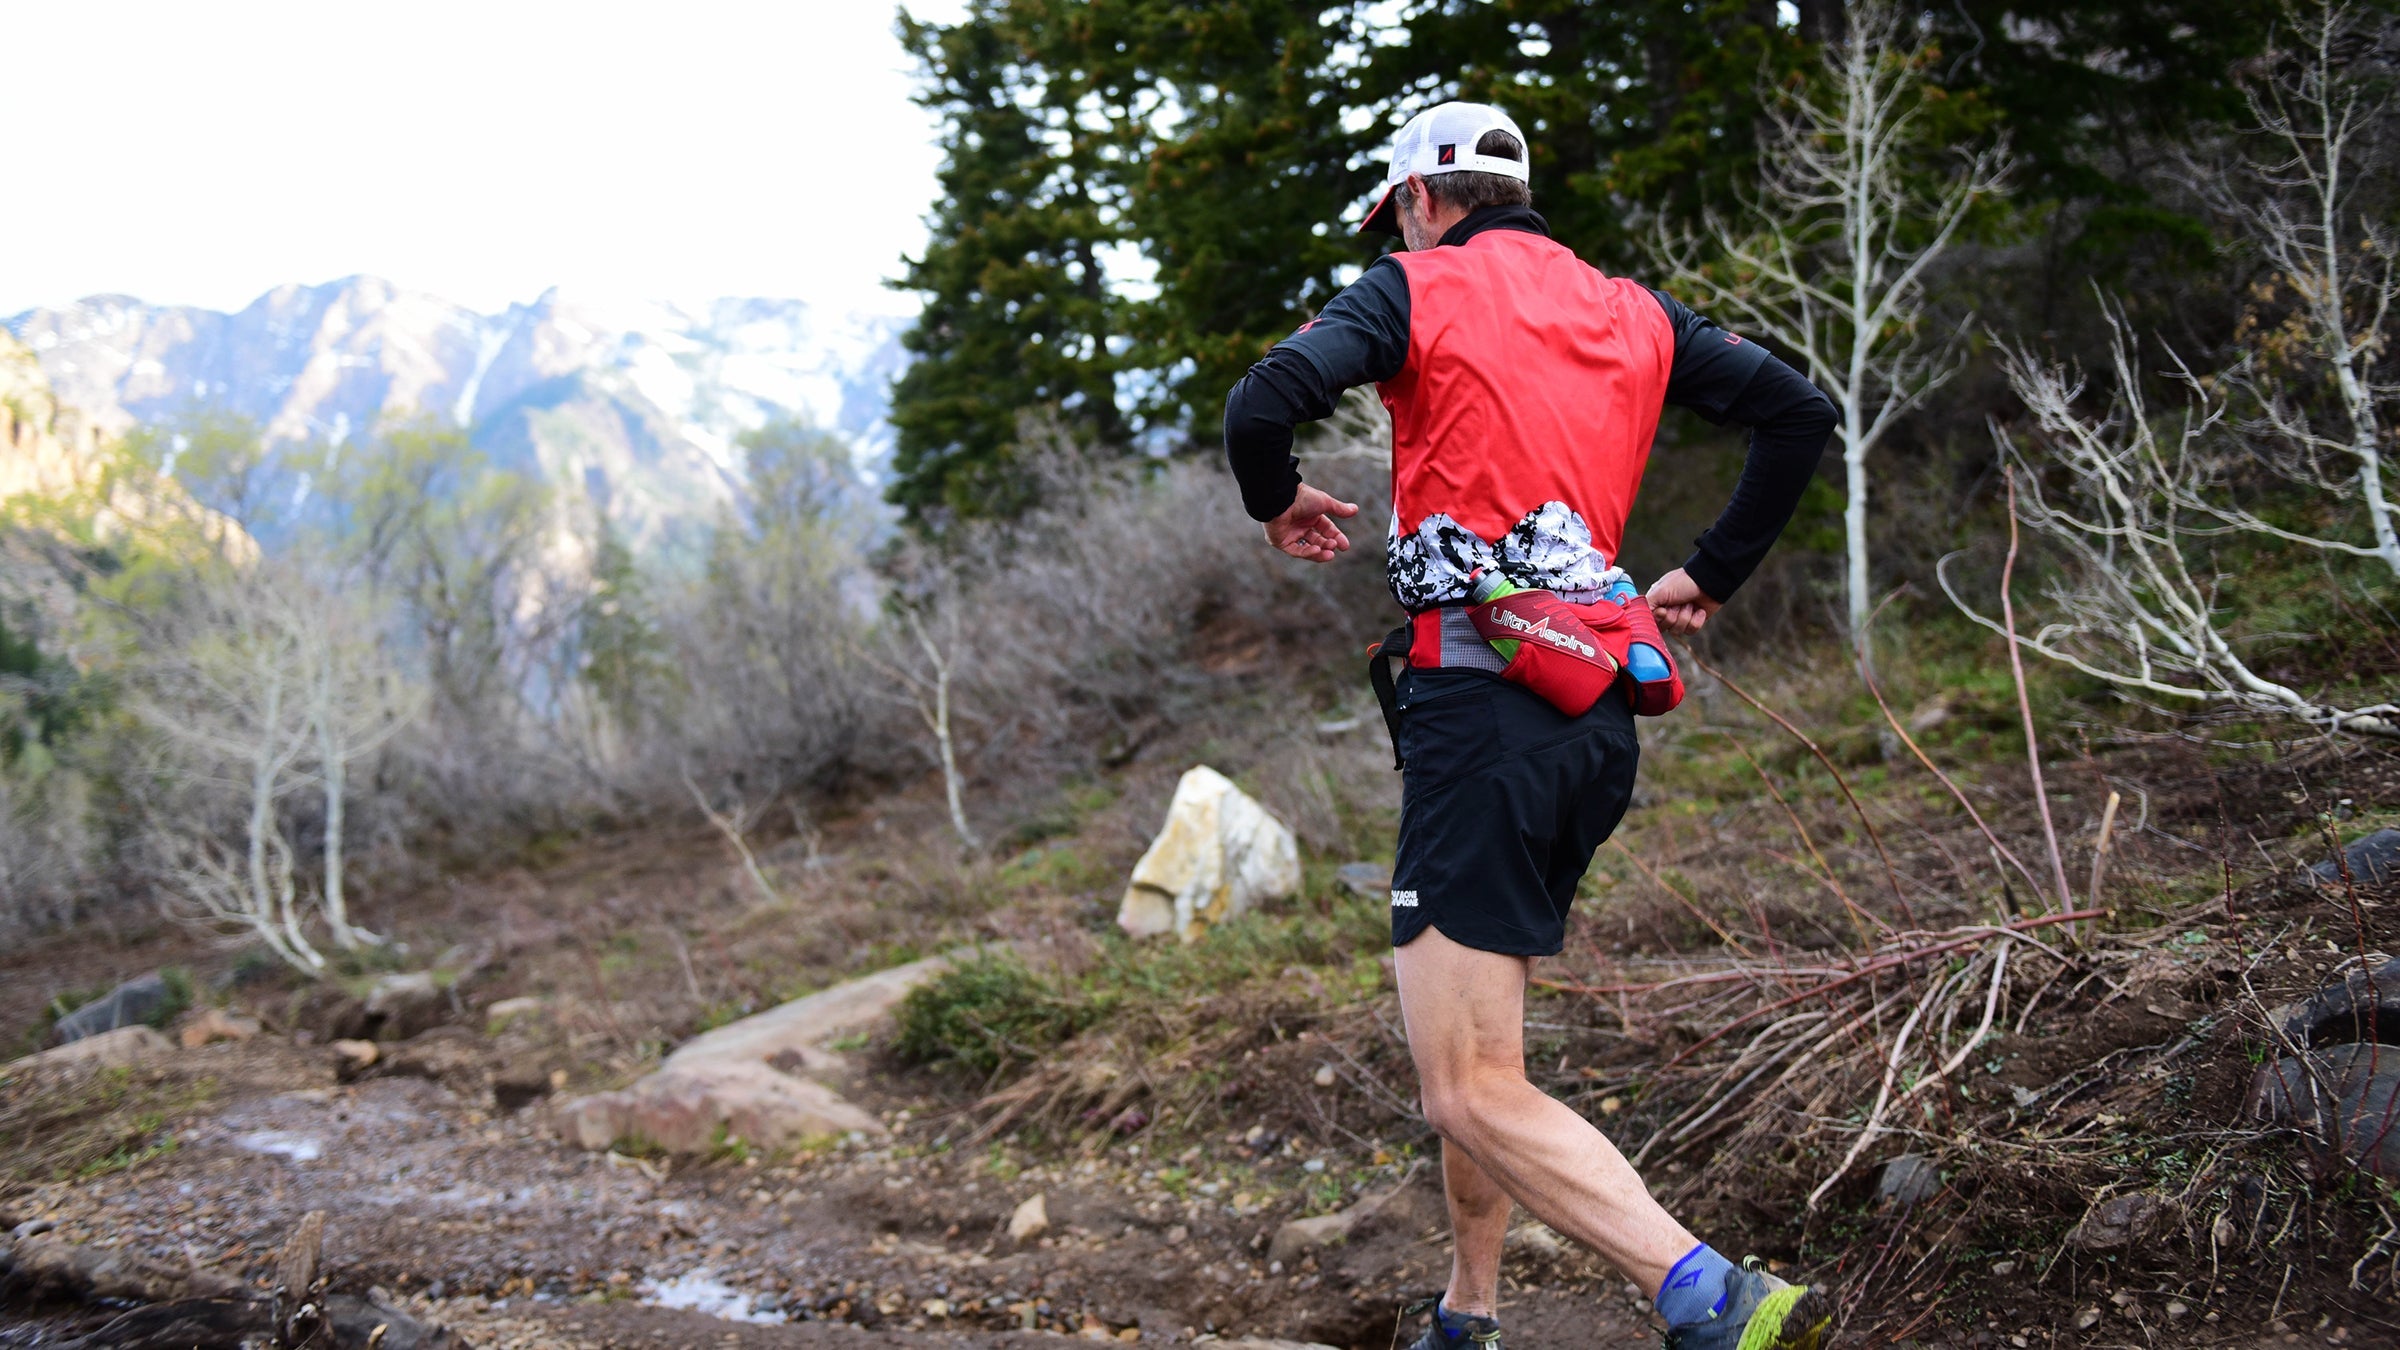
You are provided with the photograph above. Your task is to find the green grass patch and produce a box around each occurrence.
[895,892,1388,1080]
[0,1065,216,1184]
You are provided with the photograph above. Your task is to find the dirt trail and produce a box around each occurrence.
[2,1037,1657,1348]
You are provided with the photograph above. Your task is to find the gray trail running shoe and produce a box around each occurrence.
[1659,1263,1832,1350]
[1403,1299,1503,1350]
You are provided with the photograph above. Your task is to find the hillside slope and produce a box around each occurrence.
[0,328,248,560]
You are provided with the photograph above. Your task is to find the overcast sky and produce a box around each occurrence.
[6,1,965,319]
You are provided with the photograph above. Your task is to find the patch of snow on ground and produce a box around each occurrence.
[234,1130,323,1163]
[640,1269,785,1323]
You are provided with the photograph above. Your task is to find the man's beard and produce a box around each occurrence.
[1399,204,1439,252]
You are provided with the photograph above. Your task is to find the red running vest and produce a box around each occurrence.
[1380,229,1676,604]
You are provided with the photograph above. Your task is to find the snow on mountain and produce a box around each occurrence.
[5,278,907,553]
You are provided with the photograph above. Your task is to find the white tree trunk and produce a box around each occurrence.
[316,717,365,951]
[1654,1,2007,655]
[914,613,980,853]
[1843,416,1872,664]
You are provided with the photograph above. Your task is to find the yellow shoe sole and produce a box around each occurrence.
[1736,1285,1833,1350]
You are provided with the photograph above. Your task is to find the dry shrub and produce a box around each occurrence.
[887,419,1396,811]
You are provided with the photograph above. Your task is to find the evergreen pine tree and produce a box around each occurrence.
[890,2,1128,526]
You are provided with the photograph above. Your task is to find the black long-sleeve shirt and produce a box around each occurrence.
[1224,206,1833,602]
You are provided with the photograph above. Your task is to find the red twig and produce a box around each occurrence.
[1686,651,1915,925]
[1608,839,1755,958]
[2000,470,2075,915]
[1857,647,2054,911]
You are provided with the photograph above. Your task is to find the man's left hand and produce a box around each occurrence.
[1646,568,1722,635]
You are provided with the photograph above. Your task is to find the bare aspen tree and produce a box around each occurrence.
[142,577,328,972]
[1957,311,2399,738]
[681,768,783,905]
[2188,0,2400,577]
[300,586,419,950]
[1660,2,2008,658]
[141,561,421,972]
[865,593,981,854]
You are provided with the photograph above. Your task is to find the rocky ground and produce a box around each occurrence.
[10,740,2400,1348]
[0,1029,1657,1349]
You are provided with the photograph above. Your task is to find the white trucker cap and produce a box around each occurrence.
[1357,101,1530,237]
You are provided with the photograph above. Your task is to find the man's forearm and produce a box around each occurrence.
[1223,347,1335,522]
[1681,360,1836,601]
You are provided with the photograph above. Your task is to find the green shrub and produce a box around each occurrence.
[894,954,1095,1075]
[150,969,192,1029]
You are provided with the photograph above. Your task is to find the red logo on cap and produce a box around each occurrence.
[1437,144,1456,165]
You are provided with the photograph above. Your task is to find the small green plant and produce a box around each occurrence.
[42,986,105,1029]
[151,969,193,1028]
[895,954,1094,1075]
[77,1126,178,1179]
[708,1124,754,1165]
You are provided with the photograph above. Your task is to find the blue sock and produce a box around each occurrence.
[1434,1300,1487,1341]
[1654,1244,1735,1327]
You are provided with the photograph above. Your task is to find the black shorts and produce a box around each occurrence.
[1389,667,1640,957]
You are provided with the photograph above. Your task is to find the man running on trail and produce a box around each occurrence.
[1222,103,1838,1350]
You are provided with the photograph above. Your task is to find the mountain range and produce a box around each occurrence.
[5,278,908,552]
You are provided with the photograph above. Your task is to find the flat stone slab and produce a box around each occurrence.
[665,951,962,1073]
[556,1061,881,1155]
[9,1025,172,1072]
[556,949,985,1156]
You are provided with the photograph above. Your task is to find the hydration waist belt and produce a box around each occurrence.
[1367,595,1685,770]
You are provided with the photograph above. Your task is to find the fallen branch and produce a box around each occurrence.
[1652,909,2099,1071]
[0,1227,245,1305]
[2,1212,451,1349]
[1807,943,2012,1208]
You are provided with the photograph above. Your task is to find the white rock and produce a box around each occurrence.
[668,953,962,1074]
[1267,1211,1352,1265]
[8,1025,170,1072]
[1505,1222,1565,1259]
[485,996,547,1025]
[1118,766,1300,943]
[1266,1167,1428,1266]
[1009,1193,1049,1241]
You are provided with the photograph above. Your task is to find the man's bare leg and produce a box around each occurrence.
[1439,1142,1511,1316]
[1395,924,1698,1298]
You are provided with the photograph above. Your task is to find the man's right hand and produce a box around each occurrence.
[1264,484,1361,563]
[1646,568,1723,635]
